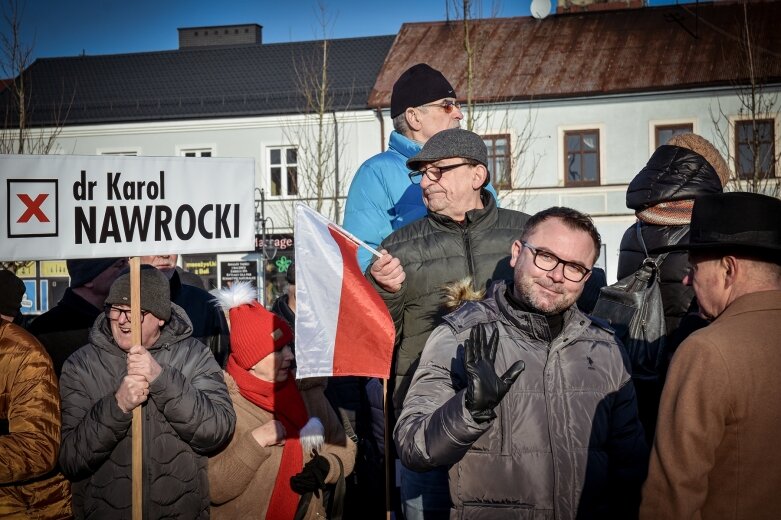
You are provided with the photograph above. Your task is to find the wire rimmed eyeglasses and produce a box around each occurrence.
[417,99,462,114]
[521,241,591,282]
[105,305,150,323]
[408,161,472,184]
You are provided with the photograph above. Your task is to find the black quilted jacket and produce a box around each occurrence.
[59,304,235,519]
[618,145,723,335]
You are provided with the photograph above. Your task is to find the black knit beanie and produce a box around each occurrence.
[67,258,124,287]
[0,270,25,317]
[390,63,456,118]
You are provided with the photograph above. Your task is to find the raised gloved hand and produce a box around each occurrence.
[464,324,525,423]
[290,453,330,496]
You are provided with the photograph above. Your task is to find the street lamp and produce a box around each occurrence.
[254,188,276,306]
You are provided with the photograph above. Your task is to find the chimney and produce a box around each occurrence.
[557,0,645,14]
[178,24,262,49]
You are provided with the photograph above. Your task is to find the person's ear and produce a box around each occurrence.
[471,164,488,190]
[722,256,738,286]
[510,240,523,268]
[405,107,422,131]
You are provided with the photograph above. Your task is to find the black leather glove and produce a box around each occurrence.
[464,324,525,423]
[290,453,330,496]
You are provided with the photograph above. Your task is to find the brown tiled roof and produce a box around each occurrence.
[368,1,781,107]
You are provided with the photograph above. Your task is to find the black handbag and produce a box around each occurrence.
[591,222,688,381]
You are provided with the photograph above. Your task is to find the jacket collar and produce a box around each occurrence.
[388,130,422,160]
[490,280,587,345]
[717,290,781,322]
[428,190,497,232]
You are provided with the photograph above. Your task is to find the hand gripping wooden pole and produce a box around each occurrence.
[129,257,143,520]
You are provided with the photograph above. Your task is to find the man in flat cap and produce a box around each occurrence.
[58,266,235,518]
[640,192,781,519]
[29,257,128,376]
[344,63,498,272]
[369,128,529,519]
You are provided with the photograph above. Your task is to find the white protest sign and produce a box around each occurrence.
[1,154,255,260]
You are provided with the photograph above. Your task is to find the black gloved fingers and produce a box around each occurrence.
[501,359,526,386]
[485,327,499,363]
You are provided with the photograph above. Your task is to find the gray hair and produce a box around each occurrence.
[392,112,411,135]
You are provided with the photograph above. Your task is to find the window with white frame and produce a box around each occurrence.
[655,123,693,148]
[483,134,511,190]
[735,119,776,179]
[181,148,212,157]
[268,147,298,196]
[564,129,600,186]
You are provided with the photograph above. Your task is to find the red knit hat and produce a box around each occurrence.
[211,282,293,369]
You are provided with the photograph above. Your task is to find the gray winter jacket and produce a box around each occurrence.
[368,192,530,417]
[394,281,648,520]
[59,303,236,519]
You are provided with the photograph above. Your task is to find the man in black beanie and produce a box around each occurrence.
[29,257,128,376]
[344,63,498,273]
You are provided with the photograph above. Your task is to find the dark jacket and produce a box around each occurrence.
[169,270,231,368]
[618,145,723,337]
[368,192,530,417]
[27,287,102,377]
[395,281,649,520]
[58,304,236,520]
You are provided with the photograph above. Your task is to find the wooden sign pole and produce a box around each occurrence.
[129,257,143,520]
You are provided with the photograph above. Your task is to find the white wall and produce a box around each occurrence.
[47,85,779,284]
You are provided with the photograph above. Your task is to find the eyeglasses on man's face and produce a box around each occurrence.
[521,241,591,282]
[408,161,472,184]
[417,99,462,114]
[105,305,150,323]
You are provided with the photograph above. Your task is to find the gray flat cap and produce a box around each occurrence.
[407,129,489,184]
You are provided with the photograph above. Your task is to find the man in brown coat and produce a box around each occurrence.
[640,192,781,520]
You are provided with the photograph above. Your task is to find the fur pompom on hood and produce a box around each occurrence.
[441,277,485,312]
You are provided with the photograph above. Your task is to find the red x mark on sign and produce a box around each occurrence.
[17,193,50,223]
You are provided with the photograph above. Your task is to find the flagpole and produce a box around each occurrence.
[383,378,392,520]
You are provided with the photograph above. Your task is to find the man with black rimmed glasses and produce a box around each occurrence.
[344,63,499,273]
[368,127,529,519]
[394,206,648,519]
[58,265,235,519]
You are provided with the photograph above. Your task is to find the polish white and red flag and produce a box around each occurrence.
[294,203,395,379]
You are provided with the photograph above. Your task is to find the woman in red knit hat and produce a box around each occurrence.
[208,282,356,519]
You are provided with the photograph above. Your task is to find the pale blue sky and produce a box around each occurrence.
[11,0,683,62]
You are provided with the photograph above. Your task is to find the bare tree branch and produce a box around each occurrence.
[709,0,780,196]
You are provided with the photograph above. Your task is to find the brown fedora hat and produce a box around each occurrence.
[653,192,781,256]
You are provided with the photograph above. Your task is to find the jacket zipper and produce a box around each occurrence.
[463,227,476,286]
